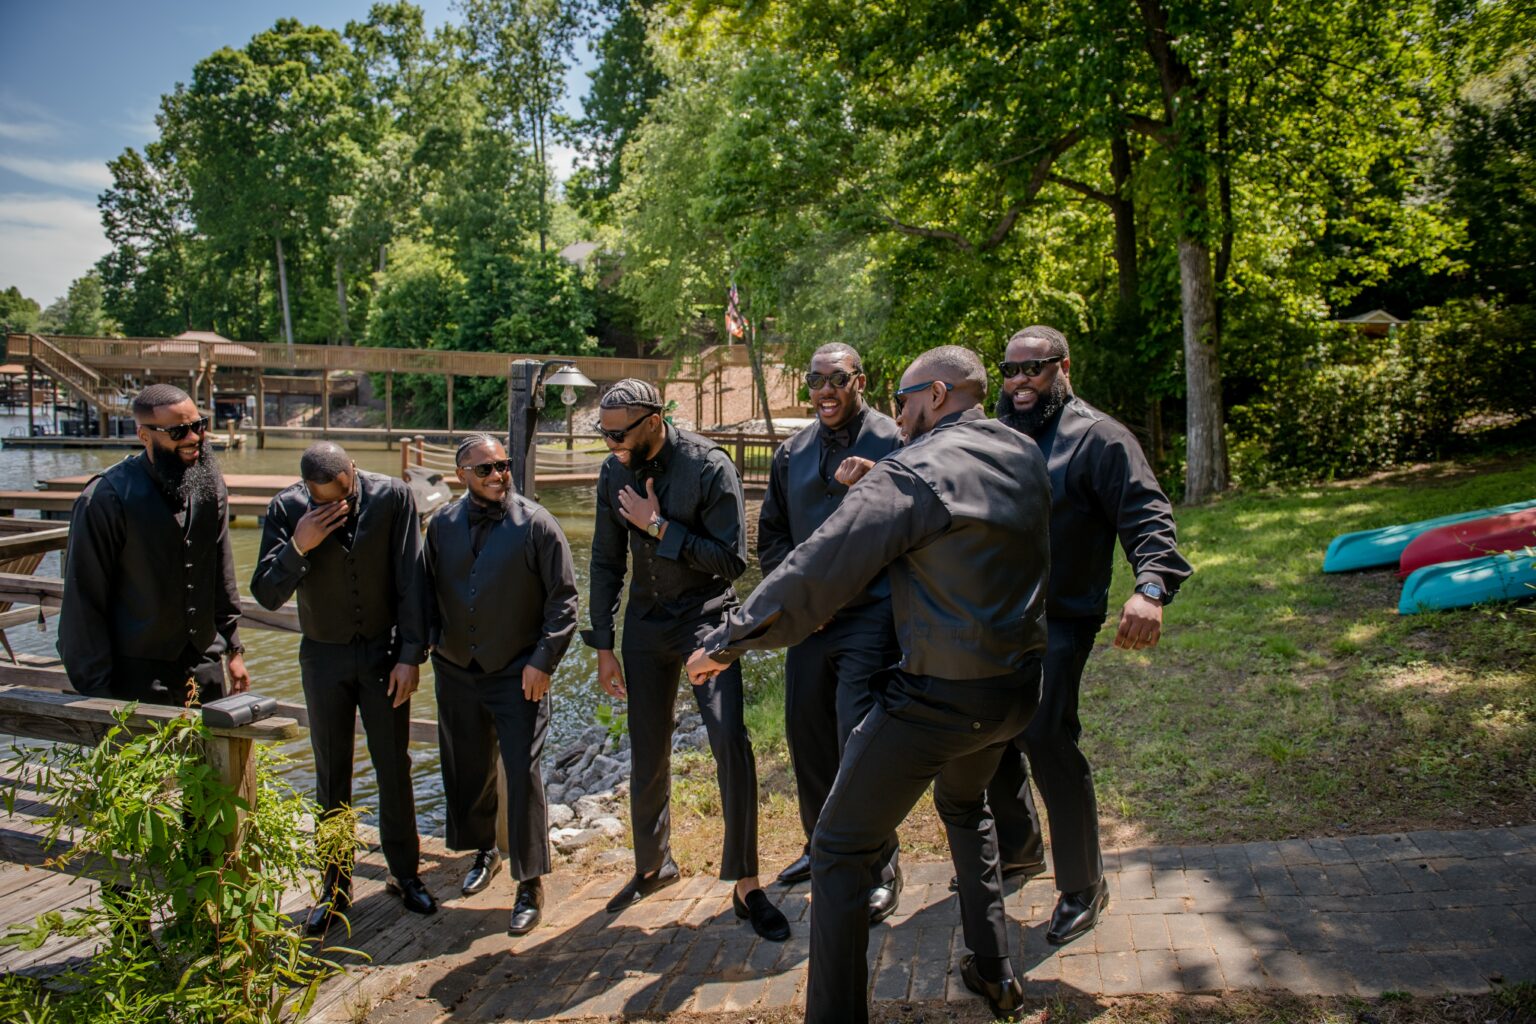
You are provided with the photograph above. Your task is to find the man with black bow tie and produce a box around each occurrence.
[756,344,903,920]
[425,435,578,936]
[252,442,435,933]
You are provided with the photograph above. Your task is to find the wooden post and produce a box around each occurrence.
[445,375,454,434]
[256,375,266,449]
[26,362,34,437]
[321,373,331,432]
[205,734,256,855]
[565,402,574,450]
[415,435,425,467]
[385,371,394,434]
[400,440,409,478]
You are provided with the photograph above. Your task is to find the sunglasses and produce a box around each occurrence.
[599,409,658,444]
[999,356,1064,380]
[465,459,512,478]
[893,379,953,412]
[142,416,210,442]
[805,370,857,390]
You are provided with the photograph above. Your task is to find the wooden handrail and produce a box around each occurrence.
[0,572,300,633]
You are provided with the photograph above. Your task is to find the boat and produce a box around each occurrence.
[1322,498,1536,572]
[1397,508,1536,578]
[1398,550,1536,614]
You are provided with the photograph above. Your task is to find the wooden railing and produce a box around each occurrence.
[23,335,132,419]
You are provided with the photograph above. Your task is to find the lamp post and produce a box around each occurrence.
[506,358,595,498]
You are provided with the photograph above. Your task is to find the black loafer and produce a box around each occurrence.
[605,859,681,913]
[305,866,352,936]
[1046,879,1108,945]
[508,879,544,936]
[387,875,439,916]
[462,848,502,896]
[949,856,1048,893]
[959,953,1024,1021]
[733,887,790,942]
[868,872,903,925]
[776,851,812,886]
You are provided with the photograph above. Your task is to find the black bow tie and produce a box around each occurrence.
[821,425,853,449]
[468,499,507,527]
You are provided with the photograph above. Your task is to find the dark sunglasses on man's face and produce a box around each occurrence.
[465,459,512,478]
[805,370,857,390]
[142,416,210,442]
[999,356,1064,380]
[893,379,953,412]
[599,408,658,444]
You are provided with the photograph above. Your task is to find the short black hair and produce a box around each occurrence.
[299,441,353,484]
[810,343,863,373]
[907,345,988,403]
[455,433,502,466]
[599,378,663,412]
[1008,325,1069,361]
[132,383,193,419]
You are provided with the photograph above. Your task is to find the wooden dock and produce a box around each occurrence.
[3,434,245,451]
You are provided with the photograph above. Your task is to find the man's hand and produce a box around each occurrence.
[522,664,551,702]
[686,647,728,687]
[225,652,252,695]
[834,456,876,488]
[1113,593,1163,651]
[293,500,349,556]
[596,649,627,699]
[387,662,420,707]
[617,478,664,537]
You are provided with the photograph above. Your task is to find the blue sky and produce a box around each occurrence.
[0,0,599,306]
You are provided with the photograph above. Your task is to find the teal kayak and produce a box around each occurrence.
[1398,550,1536,614]
[1323,498,1536,572]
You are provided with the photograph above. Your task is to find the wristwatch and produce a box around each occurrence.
[646,513,666,539]
[1134,582,1166,604]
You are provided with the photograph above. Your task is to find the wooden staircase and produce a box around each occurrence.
[22,334,133,433]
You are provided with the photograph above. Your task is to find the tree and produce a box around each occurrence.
[0,286,41,333]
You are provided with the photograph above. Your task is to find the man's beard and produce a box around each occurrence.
[149,440,221,505]
[473,486,513,515]
[996,376,1070,437]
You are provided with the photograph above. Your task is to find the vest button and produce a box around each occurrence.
[972,722,981,730]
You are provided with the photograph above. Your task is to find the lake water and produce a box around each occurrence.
[0,417,763,836]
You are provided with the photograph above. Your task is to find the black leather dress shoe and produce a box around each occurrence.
[462,848,502,896]
[304,866,352,936]
[959,953,1025,1021]
[733,887,790,941]
[776,851,812,886]
[948,856,1047,893]
[387,875,439,916]
[868,872,903,925]
[507,879,544,936]
[1046,878,1108,945]
[605,859,681,913]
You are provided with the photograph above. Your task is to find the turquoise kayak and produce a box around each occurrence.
[1323,498,1536,572]
[1398,550,1536,614]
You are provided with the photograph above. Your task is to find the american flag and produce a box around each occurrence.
[725,283,748,340]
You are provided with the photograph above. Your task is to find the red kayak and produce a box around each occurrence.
[1398,508,1536,578]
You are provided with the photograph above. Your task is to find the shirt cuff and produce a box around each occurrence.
[277,541,310,576]
[221,628,245,653]
[397,642,427,665]
[1134,572,1176,604]
[701,623,743,663]
[581,627,615,651]
[655,520,687,561]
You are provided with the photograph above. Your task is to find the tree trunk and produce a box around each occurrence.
[1177,235,1227,502]
[334,255,352,346]
[744,318,775,438]
[1109,130,1140,323]
[275,235,295,358]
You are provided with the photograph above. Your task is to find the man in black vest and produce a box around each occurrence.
[583,379,788,943]
[688,346,1051,1024]
[252,442,435,932]
[426,434,578,936]
[60,383,250,705]
[757,343,903,919]
[983,324,1193,946]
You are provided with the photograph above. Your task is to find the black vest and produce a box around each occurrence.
[430,495,549,674]
[781,409,902,609]
[94,454,226,661]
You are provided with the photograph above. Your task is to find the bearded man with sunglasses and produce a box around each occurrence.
[425,435,577,936]
[983,325,1192,946]
[60,384,250,706]
[582,379,789,942]
[756,344,904,919]
[252,441,436,932]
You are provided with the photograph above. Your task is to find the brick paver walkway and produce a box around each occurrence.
[334,826,1536,1021]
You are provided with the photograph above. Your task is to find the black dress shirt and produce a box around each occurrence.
[582,424,748,651]
[250,470,429,663]
[58,452,243,697]
[1031,396,1193,619]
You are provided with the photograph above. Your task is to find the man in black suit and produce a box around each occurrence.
[252,442,435,932]
[689,346,1051,1024]
[59,383,250,705]
[983,324,1193,945]
[583,378,788,942]
[426,434,578,936]
[756,343,904,920]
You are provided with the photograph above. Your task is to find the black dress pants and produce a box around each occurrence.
[806,665,1041,1024]
[623,614,758,881]
[111,648,226,707]
[985,616,1104,893]
[434,655,551,881]
[299,634,420,880]
[784,604,899,883]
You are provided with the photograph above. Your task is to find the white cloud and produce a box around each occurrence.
[0,193,109,305]
[0,155,113,192]
[0,121,60,143]
[548,142,581,184]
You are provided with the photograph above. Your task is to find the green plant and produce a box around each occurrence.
[2,710,356,1023]
[594,702,628,745]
